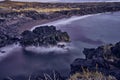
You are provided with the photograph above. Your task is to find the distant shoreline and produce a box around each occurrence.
[31,14,95,31]
[19,11,112,33]
[1,1,120,35]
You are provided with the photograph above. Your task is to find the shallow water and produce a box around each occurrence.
[0,12,120,79]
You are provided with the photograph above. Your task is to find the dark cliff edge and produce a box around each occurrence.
[71,42,120,80]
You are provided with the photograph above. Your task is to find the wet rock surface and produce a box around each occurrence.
[71,42,120,80]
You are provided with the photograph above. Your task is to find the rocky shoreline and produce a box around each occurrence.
[71,42,120,80]
[1,2,120,37]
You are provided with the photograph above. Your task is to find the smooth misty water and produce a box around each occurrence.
[0,12,120,79]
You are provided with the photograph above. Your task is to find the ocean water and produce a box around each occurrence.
[0,12,120,79]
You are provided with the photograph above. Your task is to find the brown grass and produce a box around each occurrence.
[69,69,117,80]
[12,7,80,13]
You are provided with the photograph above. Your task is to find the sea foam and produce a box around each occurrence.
[31,14,97,31]
[24,42,74,54]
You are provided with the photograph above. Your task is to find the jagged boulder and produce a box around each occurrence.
[20,25,70,46]
[83,48,96,59]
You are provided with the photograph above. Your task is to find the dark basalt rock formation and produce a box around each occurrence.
[20,26,70,47]
[0,31,18,47]
[71,42,120,80]
[0,25,70,48]
[0,32,8,47]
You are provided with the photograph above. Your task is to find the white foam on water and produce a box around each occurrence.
[25,42,74,54]
[25,46,67,53]
[31,14,100,31]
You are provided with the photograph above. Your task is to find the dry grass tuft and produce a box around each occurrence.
[69,69,117,80]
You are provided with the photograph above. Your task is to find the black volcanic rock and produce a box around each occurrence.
[83,48,96,59]
[33,25,56,35]
[71,42,120,80]
[20,30,38,46]
[0,32,11,47]
[71,58,110,74]
[83,44,114,61]
[20,25,70,47]
[0,31,19,47]
[111,42,120,58]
